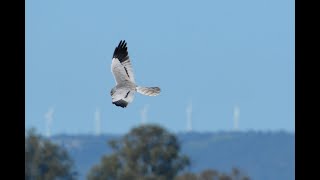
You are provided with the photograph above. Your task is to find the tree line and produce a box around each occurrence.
[25,124,250,180]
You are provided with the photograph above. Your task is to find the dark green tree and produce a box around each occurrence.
[229,167,250,180]
[198,169,220,180]
[87,124,190,180]
[175,172,198,180]
[25,128,77,180]
[175,168,250,180]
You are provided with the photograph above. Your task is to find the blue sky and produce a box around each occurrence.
[26,0,294,135]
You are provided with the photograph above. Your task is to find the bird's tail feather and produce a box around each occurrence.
[136,86,161,96]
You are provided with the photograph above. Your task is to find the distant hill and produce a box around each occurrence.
[50,131,294,180]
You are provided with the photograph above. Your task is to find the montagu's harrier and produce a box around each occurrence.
[110,40,161,108]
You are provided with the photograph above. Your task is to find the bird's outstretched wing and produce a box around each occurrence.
[111,40,135,84]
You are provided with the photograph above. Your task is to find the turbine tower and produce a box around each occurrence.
[94,108,101,136]
[44,107,54,138]
[233,105,240,131]
[186,101,193,132]
[140,104,149,125]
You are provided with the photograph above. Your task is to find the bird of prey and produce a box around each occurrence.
[110,40,161,108]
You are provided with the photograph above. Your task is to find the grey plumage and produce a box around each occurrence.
[110,40,161,108]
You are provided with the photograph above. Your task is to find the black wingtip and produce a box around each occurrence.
[113,40,129,63]
[112,99,128,108]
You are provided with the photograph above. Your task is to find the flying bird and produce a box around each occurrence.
[110,40,161,108]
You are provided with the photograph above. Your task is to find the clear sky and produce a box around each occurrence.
[26,0,295,135]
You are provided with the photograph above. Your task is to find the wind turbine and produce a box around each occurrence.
[94,108,101,136]
[186,101,193,132]
[140,104,149,125]
[233,105,240,131]
[44,107,54,137]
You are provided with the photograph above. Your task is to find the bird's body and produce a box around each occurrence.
[110,40,160,108]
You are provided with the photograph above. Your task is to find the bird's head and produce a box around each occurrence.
[110,87,116,96]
